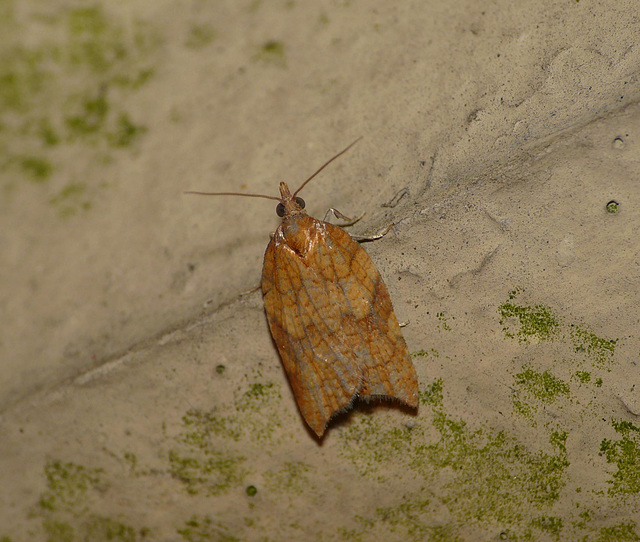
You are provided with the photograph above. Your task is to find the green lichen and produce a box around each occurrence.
[65,91,109,138]
[66,7,128,73]
[411,348,439,359]
[49,181,91,218]
[499,292,559,343]
[83,516,138,542]
[20,155,52,181]
[253,40,286,67]
[168,450,245,496]
[512,366,570,421]
[38,118,60,146]
[341,415,417,479]
[0,47,48,113]
[177,515,239,542]
[123,451,138,474]
[35,460,148,541]
[530,515,563,537]
[596,521,640,541]
[235,381,280,412]
[42,516,145,542]
[185,24,216,49]
[354,498,457,541]
[42,519,74,542]
[436,311,451,331]
[264,461,312,494]
[39,460,105,512]
[574,371,591,384]
[570,325,617,367]
[0,4,154,196]
[108,112,146,147]
[168,408,247,495]
[181,408,242,443]
[339,379,569,538]
[600,420,640,495]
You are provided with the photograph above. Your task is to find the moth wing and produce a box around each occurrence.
[320,222,418,407]
[262,223,362,436]
[262,218,418,436]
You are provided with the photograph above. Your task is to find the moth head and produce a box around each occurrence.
[277,182,306,218]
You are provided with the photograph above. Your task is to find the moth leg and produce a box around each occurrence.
[322,208,365,226]
[240,284,261,297]
[352,222,395,243]
[381,187,410,208]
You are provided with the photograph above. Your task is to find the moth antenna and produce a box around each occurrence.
[184,190,280,202]
[293,137,363,197]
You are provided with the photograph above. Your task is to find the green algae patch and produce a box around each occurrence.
[530,515,563,538]
[168,408,246,496]
[42,516,147,542]
[499,291,559,343]
[340,414,419,479]
[264,461,313,494]
[83,516,139,542]
[181,408,243,443]
[123,451,138,474]
[19,155,52,182]
[512,366,570,422]
[39,460,106,512]
[36,460,148,541]
[338,379,570,538]
[168,450,245,496]
[233,381,283,440]
[600,420,640,496]
[42,519,74,542]
[185,24,216,49]
[0,4,155,198]
[570,325,617,367]
[49,181,92,218]
[109,112,146,147]
[418,383,569,518]
[436,311,452,331]
[177,515,239,542]
[165,377,283,496]
[253,40,286,67]
[574,370,591,384]
[235,382,280,412]
[64,92,110,138]
[411,348,439,360]
[596,521,640,541]
[347,498,457,542]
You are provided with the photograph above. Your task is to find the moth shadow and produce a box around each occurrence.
[313,397,418,443]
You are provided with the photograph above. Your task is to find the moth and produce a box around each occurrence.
[187,140,419,436]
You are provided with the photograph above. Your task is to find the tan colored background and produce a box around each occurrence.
[1,0,639,540]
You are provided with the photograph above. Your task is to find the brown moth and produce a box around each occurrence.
[187,140,418,436]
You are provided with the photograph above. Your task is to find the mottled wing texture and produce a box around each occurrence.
[262,215,418,436]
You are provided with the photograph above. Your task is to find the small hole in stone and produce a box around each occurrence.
[612,137,625,149]
[606,200,619,214]
[246,485,258,496]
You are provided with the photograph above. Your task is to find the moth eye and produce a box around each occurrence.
[276,203,285,217]
[295,197,306,209]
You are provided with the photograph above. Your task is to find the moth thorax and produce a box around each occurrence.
[282,216,316,256]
